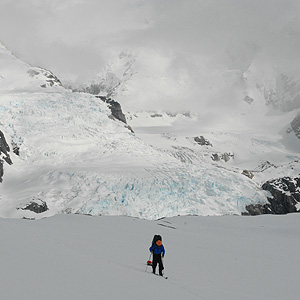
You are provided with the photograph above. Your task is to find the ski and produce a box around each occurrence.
[146,269,168,279]
[153,273,168,279]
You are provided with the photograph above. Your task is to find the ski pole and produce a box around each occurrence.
[145,253,152,272]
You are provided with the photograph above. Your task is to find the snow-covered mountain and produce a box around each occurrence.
[0,42,299,219]
[72,47,300,115]
[0,41,62,93]
[243,58,300,112]
[71,48,300,152]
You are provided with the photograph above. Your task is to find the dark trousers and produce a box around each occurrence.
[152,253,164,275]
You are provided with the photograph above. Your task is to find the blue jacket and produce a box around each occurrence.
[149,243,165,256]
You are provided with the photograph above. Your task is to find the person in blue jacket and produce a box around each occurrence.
[149,237,165,276]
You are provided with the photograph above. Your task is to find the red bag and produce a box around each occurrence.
[147,260,152,266]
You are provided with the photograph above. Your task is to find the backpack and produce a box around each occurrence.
[152,234,162,245]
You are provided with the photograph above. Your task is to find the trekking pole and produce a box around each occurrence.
[145,253,152,272]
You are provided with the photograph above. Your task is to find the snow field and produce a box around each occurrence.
[0,213,299,300]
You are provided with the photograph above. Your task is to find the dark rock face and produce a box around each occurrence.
[242,203,273,215]
[151,113,163,118]
[11,141,20,156]
[194,136,212,147]
[256,160,277,172]
[21,200,49,214]
[262,177,300,214]
[0,160,3,183]
[243,176,300,215]
[96,96,127,124]
[27,68,62,88]
[211,152,234,162]
[0,130,13,183]
[242,170,254,179]
[291,113,300,139]
[0,130,10,156]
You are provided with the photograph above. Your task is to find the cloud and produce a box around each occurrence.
[1,0,300,112]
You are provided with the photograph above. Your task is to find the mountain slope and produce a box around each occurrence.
[0,41,299,219]
[0,91,269,219]
[0,41,62,93]
[73,48,300,154]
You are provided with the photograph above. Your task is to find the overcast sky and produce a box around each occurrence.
[1,0,300,112]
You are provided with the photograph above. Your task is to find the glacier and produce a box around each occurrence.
[0,91,270,219]
[0,41,299,219]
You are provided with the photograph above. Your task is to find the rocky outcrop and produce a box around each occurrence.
[0,130,13,182]
[262,177,300,213]
[194,136,212,147]
[291,113,300,139]
[11,141,20,156]
[256,160,277,172]
[242,203,273,215]
[242,170,254,179]
[96,96,127,124]
[27,68,62,88]
[243,176,300,215]
[20,199,49,214]
[0,160,3,183]
[211,152,234,163]
[96,96,134,133]
[0,131,10,157]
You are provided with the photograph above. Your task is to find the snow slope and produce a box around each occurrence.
[0,91,269,219]
[0,41,299,219]
[127,111,300,181]
[1,213,299,300]
[76,47,300,180]
[0,41,62,93]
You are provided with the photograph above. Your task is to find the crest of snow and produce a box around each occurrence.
[0,41,13,55]
[0,41,62,93]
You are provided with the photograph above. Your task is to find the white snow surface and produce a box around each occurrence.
[0,41,299,219]
[0,41,62,93]
[0,213,299,300]
[0,91,271,219]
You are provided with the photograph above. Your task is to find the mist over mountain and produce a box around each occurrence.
[0,4,300,298]
[1,0,300,113]
[0,39,299,219]
[0,0,300,219]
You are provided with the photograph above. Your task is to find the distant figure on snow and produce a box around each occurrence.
[149,234,165,276]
